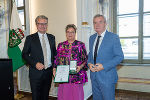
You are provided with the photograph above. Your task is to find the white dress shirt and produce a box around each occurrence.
[38,32,51,67]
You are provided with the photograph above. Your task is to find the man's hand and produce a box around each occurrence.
[94,63,104,72]
[36,62,45,70]
[88,63,96,72]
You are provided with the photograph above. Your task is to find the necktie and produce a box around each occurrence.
[94,36,101,64]
[42,34,48,69]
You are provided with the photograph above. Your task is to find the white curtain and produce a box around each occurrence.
[0,0,9,58]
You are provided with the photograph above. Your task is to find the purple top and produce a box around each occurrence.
[54,40,88,84]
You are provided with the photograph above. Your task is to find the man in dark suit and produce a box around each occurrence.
[88,14,124,100]
[22,15,56,100]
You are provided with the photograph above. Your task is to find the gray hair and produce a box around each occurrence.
[35,15,48,24]
[93,14,106,23]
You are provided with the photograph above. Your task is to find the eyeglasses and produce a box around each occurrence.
[66,31,75,34]
[37,23,48,26]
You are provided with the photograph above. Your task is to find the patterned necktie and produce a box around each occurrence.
[42,34,48,69]
[94,36,101,64]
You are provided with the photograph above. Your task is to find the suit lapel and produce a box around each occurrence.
[46,33,53,60]
[91,34,97,59]
[46,33,52,51]
[34,32,43,56]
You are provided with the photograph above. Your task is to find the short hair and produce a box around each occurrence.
[65,24,77,33]
[93,14,106,23]
[35,15,48,24]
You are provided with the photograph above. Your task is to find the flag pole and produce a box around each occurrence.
[12,0,22,99]
[14,70,24,100]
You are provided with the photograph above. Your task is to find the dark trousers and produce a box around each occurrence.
[30,67,53,100]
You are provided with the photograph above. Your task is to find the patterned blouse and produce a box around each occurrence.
[54,40,88,84]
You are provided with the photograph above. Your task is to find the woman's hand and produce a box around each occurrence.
[76,66,82,73]
[53,68,56,77]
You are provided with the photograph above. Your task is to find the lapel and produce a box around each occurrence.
[91,33,97,59]
[33,32,44,57]
[34,32,43,52]
[46,33,54,59]
[46,33,52,51]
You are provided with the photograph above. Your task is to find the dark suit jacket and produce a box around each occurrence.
[22,32,56,79]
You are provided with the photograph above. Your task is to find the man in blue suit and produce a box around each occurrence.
[88,14,124,100]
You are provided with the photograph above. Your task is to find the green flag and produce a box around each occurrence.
[8,2,26,72]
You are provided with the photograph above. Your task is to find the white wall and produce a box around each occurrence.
[29,0,77,45]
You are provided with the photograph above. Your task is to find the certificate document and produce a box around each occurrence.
[54,65,69,83]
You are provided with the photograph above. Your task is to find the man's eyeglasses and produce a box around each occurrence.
[37,23,48,26]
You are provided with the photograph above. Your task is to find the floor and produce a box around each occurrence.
[14,77,150,100]
[16,89,150,100]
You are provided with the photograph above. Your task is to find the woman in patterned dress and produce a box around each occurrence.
[53,24,88,100]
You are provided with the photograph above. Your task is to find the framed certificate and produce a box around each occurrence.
[54,65,69,83]
[69,60,77,74]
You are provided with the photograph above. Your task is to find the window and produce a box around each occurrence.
[117,0,150,64]
[15,0,26,30]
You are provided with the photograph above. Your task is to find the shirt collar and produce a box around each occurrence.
[38,32,46,38]
[96,30,106,38]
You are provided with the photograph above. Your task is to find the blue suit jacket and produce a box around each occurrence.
[88,30,124,84]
